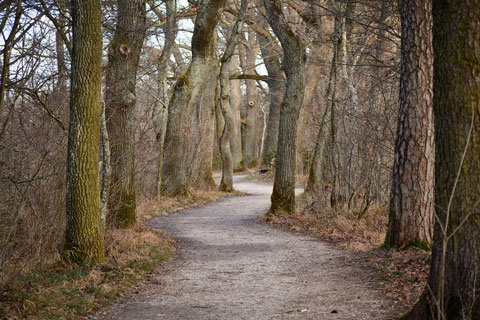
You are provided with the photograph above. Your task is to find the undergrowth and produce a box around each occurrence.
[0,225,174,319]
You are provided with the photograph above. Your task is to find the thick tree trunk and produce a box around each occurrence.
[218,0,247,192]
[406,1,480,319]
[229,54,243,171]
[64,0,104,264]
[239,31,259,168]
[264,0,306,215]
[256,15,285,167]
[105,0,146,228]
[161,0,226,195]
[385,0,434,249]
[191,64,217,189]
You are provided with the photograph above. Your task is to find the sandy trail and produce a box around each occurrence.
[96,176,397,319]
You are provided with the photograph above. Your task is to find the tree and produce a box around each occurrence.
[218,0,247,192]
[239,29,259,168]
[255,12,285,168]
[148,0,177,196]
[384,0,434,249]
[161,0,226,195]
[264,0,306,215]
[305,3,342,195]
[406,1,480,318]
[64,0,104,263]
[105,0,147,228]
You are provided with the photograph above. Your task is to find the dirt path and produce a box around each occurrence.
[96,176,398,319]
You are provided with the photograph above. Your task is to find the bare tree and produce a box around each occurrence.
[406,1,480,319]
[64,0,104,263]
[239,29,259,168]
[148,0,177,196]
[218,0,247,191]
[385,0,434,249]
[264,0,306,215]
[105,0,147,228]
[255,12,285,168]
[161,0,226,195]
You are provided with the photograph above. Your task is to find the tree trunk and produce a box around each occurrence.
[64,0,104,264]
[296,5,323,173]
[100,102,111,224]
[264,0,306,215]
[305,18,341,194]
[239,31,259,168]
[105,0,146,228]
[191,63,217,189]
[229,54,243,171]
[149,0,177,196]
[161,0,226,195]
[256,14,285,167]
[385,0,434,249]
[218,0,247,192]
[406,1,480,319]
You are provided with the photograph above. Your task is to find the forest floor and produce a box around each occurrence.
[93,176,407,320]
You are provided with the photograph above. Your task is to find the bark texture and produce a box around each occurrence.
[161,0,226,195]
[256,14,285,167]
[149,0,177,196]
[385,0,434,249]
[305,17,341,194]
[296,5,322,172]
[264,0,306,215]
[218,0,247,192]
[105,0,146,228]
[239,31,259,167]
[406,1,480,319]
[229,54,244,171]
[64,0,104,264]
[191,64,217,189]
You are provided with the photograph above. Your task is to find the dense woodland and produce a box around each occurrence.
[0,0,479,319]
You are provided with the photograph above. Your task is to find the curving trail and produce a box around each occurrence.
[96,176,398,319]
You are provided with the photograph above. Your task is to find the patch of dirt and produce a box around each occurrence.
[363,249,429,311]
[93,177,403,319]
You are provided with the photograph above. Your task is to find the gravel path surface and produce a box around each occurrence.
[96,176,398,320]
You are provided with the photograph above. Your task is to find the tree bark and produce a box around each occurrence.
[161,0,226,195]
[305,17,341,194]
[385,0,434,249]
[149,0,177,196]
[264,0,306,215]
[239,30,259,168]
[218,0,247,192]
[105,0,146,228]
[191,63,217,189]
[229,53,244,171]
[256,13,285,167]
[406,1,480,319]
[296,4,322,173]
[64,0,104,264]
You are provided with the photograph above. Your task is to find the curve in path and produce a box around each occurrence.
[97,176,397,320]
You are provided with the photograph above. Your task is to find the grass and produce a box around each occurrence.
[0,187,238,319]
[262,201,388,252]
[0,225,174,319]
